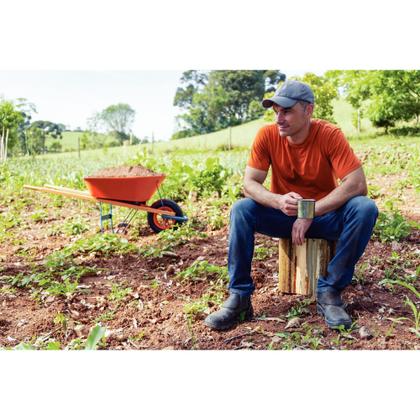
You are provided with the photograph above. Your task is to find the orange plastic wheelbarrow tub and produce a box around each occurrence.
[84,174,166,202]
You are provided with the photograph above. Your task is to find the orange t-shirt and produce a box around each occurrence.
[247,120,361,201]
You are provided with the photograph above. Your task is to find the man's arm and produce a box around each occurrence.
[314,166,368,216]
[243,166,302,216]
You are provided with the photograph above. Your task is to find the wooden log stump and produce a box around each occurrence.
[278,238,336,297]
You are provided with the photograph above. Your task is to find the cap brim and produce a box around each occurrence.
[262,96,298,109]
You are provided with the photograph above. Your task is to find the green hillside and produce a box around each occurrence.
[47,98,375,154]
[46,131,117,152]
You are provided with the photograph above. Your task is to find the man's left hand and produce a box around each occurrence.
[292,218,313,246]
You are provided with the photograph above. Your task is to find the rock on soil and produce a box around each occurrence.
[359,326,373,340]
[90,165,161,178]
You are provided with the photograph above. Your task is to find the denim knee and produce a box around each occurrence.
[346,196,378,221]
[230,198,258,225]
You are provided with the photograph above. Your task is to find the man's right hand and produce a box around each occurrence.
[274,192,302,216]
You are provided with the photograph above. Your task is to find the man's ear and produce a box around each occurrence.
[306,104,314,116]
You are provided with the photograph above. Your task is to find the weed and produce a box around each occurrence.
[61,217,90,236]
[254,246,273,261]
[373,203,411,243]
[0,285,17,295]
[53,312,69,330]
[183,290,226,322]
[286,299,312,319]
[149,279,160,289]
[95,310,116,323]
[107,283,133,302]
[353,262,369,284]
[84,324,107,350]
[59,233,138,258]
[177,260,228,284]
[2,254,97,297]
[391,280,420,336]
[30,210,49,223]
[385,317,407,339]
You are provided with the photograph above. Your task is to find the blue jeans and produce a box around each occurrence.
[228,196,378,296]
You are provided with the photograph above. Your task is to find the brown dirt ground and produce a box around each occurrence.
[89,165,161,178]
[0,191,419,350]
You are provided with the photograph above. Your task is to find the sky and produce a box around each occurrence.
[0,70,184,141]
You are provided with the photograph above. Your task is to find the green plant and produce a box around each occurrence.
[353,262,369,284]
[62,217,90,236]
[286,299,312,319]
[94,310,116,323]
[177,260,228,284]
[373,203,411,243]
[2,253,97,297]
[30,209,48,223]
[59,233,138,257]
[84,324,107,350]
[53,312,69,330]
[254,246,273,261]
[0,285,17,295]
[391,280,420,337]
[191,157,231,198]
[107,283,132,302]
[385,317,407,339]
[183,290,226,322]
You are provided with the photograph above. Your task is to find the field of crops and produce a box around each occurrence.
[0,124,419,350]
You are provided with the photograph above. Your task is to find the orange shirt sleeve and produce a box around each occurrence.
[324,128,361,179]
[247,126,272,171]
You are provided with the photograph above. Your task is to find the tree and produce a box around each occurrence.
[0,99,25,162]
[173,70,208,109]
[173,70,286,138]
[97,103,136,144]
[296,73,338,122]
[26,120,64,155]
[325,70,420,132]
[14,98,37,156]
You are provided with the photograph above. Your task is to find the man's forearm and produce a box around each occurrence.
[244,180,279,208]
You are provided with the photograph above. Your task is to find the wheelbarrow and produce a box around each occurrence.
[24,173,188,234]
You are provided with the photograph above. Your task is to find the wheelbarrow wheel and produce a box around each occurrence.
[147,199,185,233]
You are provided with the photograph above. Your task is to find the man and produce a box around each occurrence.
[204,80,378,331]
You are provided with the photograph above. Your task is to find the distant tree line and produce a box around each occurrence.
[0,100,142,160]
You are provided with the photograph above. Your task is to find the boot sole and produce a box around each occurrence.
[317,304,352,329]
[204,307,253,331]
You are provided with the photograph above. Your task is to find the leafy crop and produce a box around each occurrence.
[177,260,228,284]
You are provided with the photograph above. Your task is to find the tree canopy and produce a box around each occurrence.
[326,70,420,132]
[173,70,285,138]
[96,103,136,143]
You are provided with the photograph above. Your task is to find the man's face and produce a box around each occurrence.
[273,102,312,137]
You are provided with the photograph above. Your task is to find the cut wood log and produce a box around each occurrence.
[278,238,336,297]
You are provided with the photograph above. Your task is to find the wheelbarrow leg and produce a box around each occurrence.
[116,208,139,234]
[99,202,114,233]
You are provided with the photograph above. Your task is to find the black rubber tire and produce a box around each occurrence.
[147,199,185,233]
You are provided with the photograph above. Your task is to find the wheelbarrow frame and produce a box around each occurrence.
[24,184,188,233]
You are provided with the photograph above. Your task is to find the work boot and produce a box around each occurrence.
[317,290,352,329]
[204,293,253,330]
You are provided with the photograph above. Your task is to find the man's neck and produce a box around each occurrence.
[287,120,312,145]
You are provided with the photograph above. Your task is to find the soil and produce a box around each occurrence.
[89,165,161,178]
[0,193,419,350]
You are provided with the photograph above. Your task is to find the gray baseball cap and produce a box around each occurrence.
[262,80,315,109]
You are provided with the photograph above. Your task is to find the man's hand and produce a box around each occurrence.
[292,218,313,245]
[274,192,302,216]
